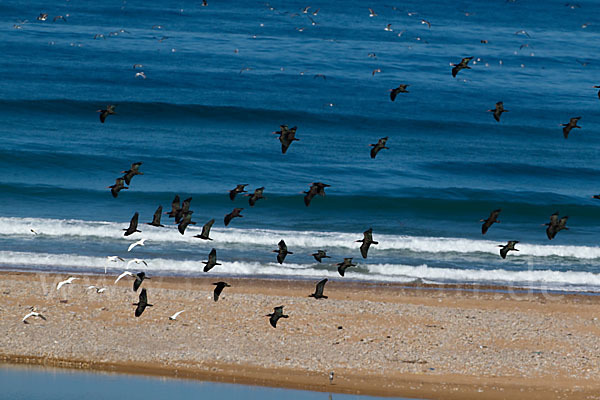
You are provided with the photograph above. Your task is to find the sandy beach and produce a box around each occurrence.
[1,270,600,399]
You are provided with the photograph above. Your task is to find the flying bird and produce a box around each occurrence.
[123,212,141,236]
[178,212,196,235]
[488,102,508,122]
[545,212,568,240]
[133,64,144,69]
[174,197,192,223]
[481,209,501,235]
[165,195,181,218]
[213,281,231,301]
[451,57,473,77]
[53,15,67,22]
[87,286,107,293]
[114,270,134,284]
[368,8,377,17]
[126,259,148,269]
[146,206,164,227]
[356,228,378,258]
[194,219,215,240]
[420,19,431,28]
[372,68,382,76]
[337,258,356,276]
[135,72,146,79]
[384,24,393,31]
[499,241,519,259]
[37,13,48,21]
[266,305,288,328]
[273,125,299,154]
[169,310,185,320]
[121,162,143,185]
[370,137,389,159]
[311,250,330,263]
[133,272,150,292]
[273,240,293,264]
[246,187,265,207]
[133,288,153,317]
[57,277,78,290]
[23,307,46,324]
[229,184,248,200]
[128,238,147,252]
[107,177,128,198]
[97,105,116,123]
[203,248,221,272]
[562,117,581,139]
[304,182,329,207]
[224,208,244,226]
[390,84,409,101]
[309,278,328,299]
[515,30,530,37]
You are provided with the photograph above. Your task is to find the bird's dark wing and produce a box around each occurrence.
[213,284,224,301]
[390,89,398,102]
[360,242,369,258]
[315,278,327,296]
[151,206,162,225]
[208,248,217,263]
[135,303,146,317]
[129,213,139,230]
[278,240,287,252]
[133,277,142,291]
[224,213,233,226]
[139,288,148,303]
[201,219,215,237]
[500,246,508,259]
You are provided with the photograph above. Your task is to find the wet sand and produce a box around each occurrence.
[1,270,600,399]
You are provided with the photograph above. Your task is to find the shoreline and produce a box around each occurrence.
[2,270,600,399]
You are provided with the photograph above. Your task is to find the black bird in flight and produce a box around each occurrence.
[203,248,221,272]
[165,195,181,218]
[311,250,330,263]
[389,84,409,101]
[175,197,192,224]
[229,184,248,200]
[194,219,215,240]
[178,212,196,235]
[108,177,128,198]
[356,228,378,258]
[488,102,508,122]
[498,241,519,259]
[146,205,164,227]
[273,125,299,154]
[337,258,356,276]
[273,239,293,264]
[224,208,244,226]
[451,56,473,77]
[246,187,265,207]
[122,162,143,185]
[266,305,288,328]
[123,212,141,236]
[309,278,328,299]
[370,137,389,159]
[133,271,150,292]
[133,288,153,317]
[545,212,568,240]
[562,117,581,139]
[213,281,230,301]
[97,105,116,123]
[480,209,501,235]
[304,182,330,207]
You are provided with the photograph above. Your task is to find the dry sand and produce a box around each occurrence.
[1,270,600,399]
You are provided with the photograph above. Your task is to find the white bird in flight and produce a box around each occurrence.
[128,238,147,252]
[114,271,134,284]
[57,277,78,290]
[127,258,148,269]
[23,307,46,324]
[135,71,147,79]
[87,285,107,293]
[169,310,185,320]
[105,255,125,274]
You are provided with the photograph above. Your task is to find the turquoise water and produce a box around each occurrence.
[1,0,600,291]
[0,365,418,400]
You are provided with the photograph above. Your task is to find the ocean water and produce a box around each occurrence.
[1,0,600,291]
[0,365,415,400]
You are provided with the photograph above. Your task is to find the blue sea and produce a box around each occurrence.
[1,0,600,291]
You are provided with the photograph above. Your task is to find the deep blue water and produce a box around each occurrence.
[2,0,600,290]
[0,365,416,400]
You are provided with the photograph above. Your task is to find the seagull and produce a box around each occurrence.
[515,30,530,37]
[133,272,150,292]
[107,177,128,198]
[229,184,248,200]
[93,34,105,39]
[23,307,46,324]
[133,288,153,317]
[114,270,134,284]
[562,117,581,139]
[97,105,116,123]
[53,15,67,22]
[337,258,356,277]
[224,208,244,226]
[314,74,326,80]
[372,69,382,76]
[87,286,107,293]
[356,228,378,258]
[133,64,144,69]
[121,162,143,186]
[368,8,377,17]
[146,206,164,227]
[302,6,311,13]
[499,241,519,259]
[273,240,293,264]
[312,8,319,15]
[213,282,231,301]
[194,219,215,240]
[370,137,389,159]
[309,278,328,299]
[266,306,288,328]
[203,248,221,272]
[169,310,185,320]
[123,212,141,236]
[135,72,147,79]
[311,250,330,263]
[126,259,148,269]
[481,209,501,235]
[384,24,393,32]
[57,277,78,290]
[128,238,147,252]
[420,19,431,28]
[105,256,125,274]
[451,57,473,77]
[488,102,509,122]
[390,84,409,101]
[239,67,252,74]
[37,13,48,21]
[246,187,265,207]
[30,229,38,235]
